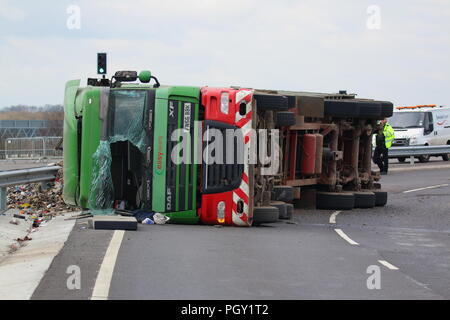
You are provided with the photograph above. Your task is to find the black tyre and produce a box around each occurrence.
[316,192,355,210]
[357,101,382,119]
[285,203,293,220]
[418,154,430,163]
[324,100,360,118]
[272,186,294,202]
[373,190,388,206]
[287,95,296,108]
[254,94,289,111]
[270,201,288,219]
[354,192,376,208]
[252,206,279,224]
[398,157,406,163]
[442,154,449,161]
[275,111,296,127]
[380,101,394,118]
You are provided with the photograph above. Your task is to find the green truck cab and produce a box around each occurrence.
[63,71,200,224]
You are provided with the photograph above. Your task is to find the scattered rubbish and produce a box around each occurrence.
[64,212,93,221]
[115,209,134,217]
[142,217,154,225]
[6,161,77,218]
[13,214,26,220]
[133,210,156,223]
[132,210,169,225]
[9,219,20,225]
[153,212,170,225]
[9,243,19,253]
[17,236,32,242]
[32,219,43,228]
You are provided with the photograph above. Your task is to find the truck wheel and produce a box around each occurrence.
[270,201,288,219]
[418,155,430,163]
[354,192,376,208]
[316,192,355,210]
[254,94,289,111]
[442,154,449,161]
[398,157,406,163]
[373,191,388,206]
[357,101,382,119]
[380,101,394,118]
[324,100,360,118]
[252,206,279,225]
[272,185,294,202]
[285,203,293,219]
[275,112,296,127]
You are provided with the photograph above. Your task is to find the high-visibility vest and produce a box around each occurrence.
[383,123,395,149]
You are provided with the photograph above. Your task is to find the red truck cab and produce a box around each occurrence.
[198,87,255,226]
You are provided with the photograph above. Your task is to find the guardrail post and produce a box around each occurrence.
[0,186,6,214]
[410,155,414,166]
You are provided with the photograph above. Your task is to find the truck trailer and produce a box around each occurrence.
[63,70,393,226]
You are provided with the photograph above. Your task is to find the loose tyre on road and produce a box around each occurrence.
[354,192,376,208]
[252,206,279,225]
[270,201,288,219]
[316,192,355,210]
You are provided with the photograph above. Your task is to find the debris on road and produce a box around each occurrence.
[9,218,20,225]
[6,162,77,219]
[16,236,32,242]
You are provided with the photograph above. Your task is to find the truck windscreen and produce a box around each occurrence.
[110,90,147,136]
[390,112,425,129]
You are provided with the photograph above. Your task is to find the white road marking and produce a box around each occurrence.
[378,260,399,270]
[329,211,341,224]
[334,229,359,246]
[91,230,125,300]
[403,184,449,194]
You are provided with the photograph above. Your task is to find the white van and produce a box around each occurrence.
[389,105,450,162]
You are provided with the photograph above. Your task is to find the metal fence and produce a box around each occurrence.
[389,145,450,158]
[1,137,62,159]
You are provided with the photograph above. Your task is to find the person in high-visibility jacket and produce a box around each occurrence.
[373,118,395,174]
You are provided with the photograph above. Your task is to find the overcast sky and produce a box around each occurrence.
[0,0,449,108]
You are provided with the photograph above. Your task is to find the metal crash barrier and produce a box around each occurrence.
[0,166,61,213]
[389,145,450,158]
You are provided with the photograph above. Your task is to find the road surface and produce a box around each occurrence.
[32,165,450,300]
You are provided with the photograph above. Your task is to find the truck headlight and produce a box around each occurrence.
[217,201,225,223]
[220,92,229,114]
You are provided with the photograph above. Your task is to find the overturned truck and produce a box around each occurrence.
[63,70,393,226]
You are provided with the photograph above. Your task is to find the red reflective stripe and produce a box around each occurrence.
[234,188,249,204]
[236,111,252,128]
[241,172,249,184]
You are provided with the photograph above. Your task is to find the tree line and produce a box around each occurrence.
[0,104,64,120]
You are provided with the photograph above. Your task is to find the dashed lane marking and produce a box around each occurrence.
[334,228,359,246]
[378,260,399,270]
[403,184,449,194]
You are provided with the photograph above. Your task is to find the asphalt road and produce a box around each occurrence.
[32,166,450,300]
